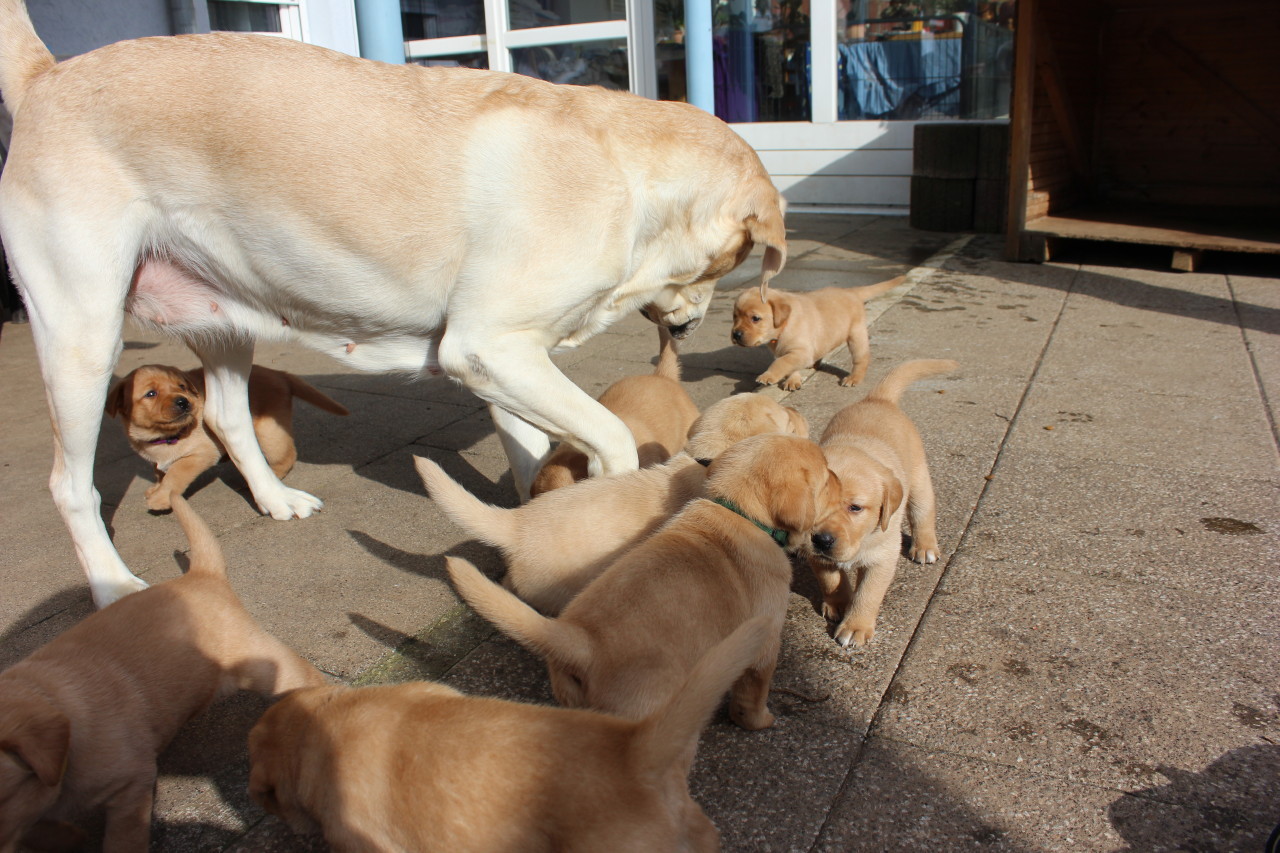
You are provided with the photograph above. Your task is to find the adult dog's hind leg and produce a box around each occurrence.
[193,340,324,520]
[488,404,551,502]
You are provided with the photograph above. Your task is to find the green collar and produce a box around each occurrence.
[710,497,790,548]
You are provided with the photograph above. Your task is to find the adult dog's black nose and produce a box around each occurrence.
[174,396,190,412]
[731,328,744,343]
[811,532,835,554]
[667,321,693,339]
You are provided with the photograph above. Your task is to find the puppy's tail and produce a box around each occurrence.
[413,456,519,550]
[284,374,349,417]
[445,556,593,673]
[653,325,682,381]
[169,494,229,581]
[632,617,770,776]
[865,359,959,406]
[0,0,54,116]
[852,273,908,303]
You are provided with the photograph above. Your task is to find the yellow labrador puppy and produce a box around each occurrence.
[247,619,770,853]
[446,434,850,730]
[414,394,809,614]
[530,326,700,496]
[0,2,786,607]
[808,359,958,648]
[0,496,325,852]
[731,275,906,390]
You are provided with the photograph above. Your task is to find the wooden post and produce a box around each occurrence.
[1004,0,1037,260]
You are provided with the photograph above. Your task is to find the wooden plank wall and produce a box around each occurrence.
[1024,0,1099,220]
[1095,0,1280,210]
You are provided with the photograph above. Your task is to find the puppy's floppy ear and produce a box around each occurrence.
[1,710,71,787]
[784,406,809,438]
[769,297,791,328]
[105,375,131,419]
[879,475,905,532]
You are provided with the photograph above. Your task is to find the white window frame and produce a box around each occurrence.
[209,0,307,40]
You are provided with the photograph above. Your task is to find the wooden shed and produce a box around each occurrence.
[1004,0,1280,269]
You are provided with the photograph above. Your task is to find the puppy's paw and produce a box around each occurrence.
[730,702,776,731]
[908,540,940,564]
[833,618,876,648]
[821,599,846,623]
[256,486,324,520]
[755,371,780,387]
[144,483,174,512]
[838,373,866,387]
[779,373,805,391]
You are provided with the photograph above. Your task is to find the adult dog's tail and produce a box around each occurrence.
[445,556,593,672]
[413,456,519,550]
[852,274,908,303]
[632,617,769,776]
[865,359,959,406]
[0,0,54,116]
[653,325,682,381]
[169,495,229,581]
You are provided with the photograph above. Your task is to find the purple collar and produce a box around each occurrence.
[148,436,182,445]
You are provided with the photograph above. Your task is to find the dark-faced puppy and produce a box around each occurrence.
[106,364,348,512]
[446,433,849,731]
[808,359,957,648]
[248,619,769,853]
[0,496,325,852]
[731,275,905,390]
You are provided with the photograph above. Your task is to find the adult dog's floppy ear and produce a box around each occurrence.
[745,192,787,301]
[879,476,905,532]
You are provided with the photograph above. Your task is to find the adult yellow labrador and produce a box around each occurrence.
[0,0,786,606]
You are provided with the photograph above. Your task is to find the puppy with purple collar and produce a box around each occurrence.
[107,364,347,512]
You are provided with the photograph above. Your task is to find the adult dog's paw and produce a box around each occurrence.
[257,486,324,520]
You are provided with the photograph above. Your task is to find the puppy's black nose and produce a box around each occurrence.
[732,329,744,342]
[174,396,190,412]
[811,532,835,554]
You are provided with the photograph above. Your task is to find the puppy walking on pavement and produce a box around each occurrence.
[732,274,906,390]
[247,619,771,853]
[0,495,325,852]
[107,364,348,512]
[809,359,958,648]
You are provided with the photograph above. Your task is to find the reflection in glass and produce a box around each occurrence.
[508,0,625,30]
[410,53,490,69]
[209,1,282,33]
[656,0,688,102]
[511,39,629,89]
[837,0,1013,120]
[401,0,485,40]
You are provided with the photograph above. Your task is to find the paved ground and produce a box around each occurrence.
[1,214,1277,852]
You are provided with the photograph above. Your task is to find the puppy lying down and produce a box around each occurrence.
[530,325,700,496]
[0,496,325,852]
[415,393,809,614]
[447,433,849,730]
[107,364,348,511]
[248,619,769,853]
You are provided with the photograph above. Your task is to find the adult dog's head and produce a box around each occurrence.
[105,365,205,443]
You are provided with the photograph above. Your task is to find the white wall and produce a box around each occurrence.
[302,0,359,56]
[732,120,918,211]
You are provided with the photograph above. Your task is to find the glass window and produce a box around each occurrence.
[410,53,490,69]
[509,0,625,30]
[837,0,1014,120]
[402,0,485,40]
[209,1,282,33]
[511,39,629,89]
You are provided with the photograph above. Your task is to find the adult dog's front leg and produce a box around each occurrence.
[439,333,638,486]
[193,341,323,520]
[489,405,551,502]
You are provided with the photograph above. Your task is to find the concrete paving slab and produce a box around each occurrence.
[875,552,1280,798]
